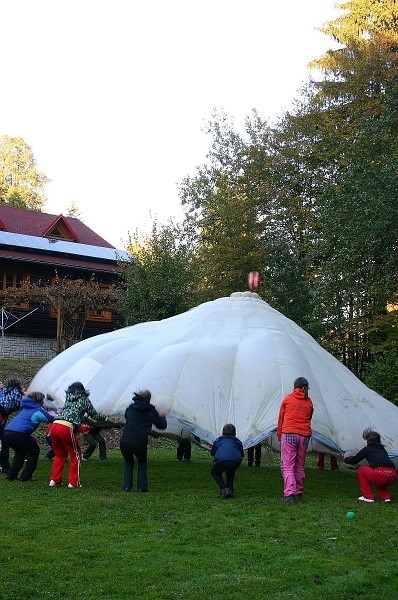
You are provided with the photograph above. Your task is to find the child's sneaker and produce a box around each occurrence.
[68,483,83,488]
[49,480,62,487]
[384,499,392,503]
[358,496,374,502]
[222,487,233,499]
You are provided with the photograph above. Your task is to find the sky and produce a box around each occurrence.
[0,0,339,250]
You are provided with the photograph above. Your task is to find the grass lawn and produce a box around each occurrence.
[0,359,48,389]
[1,443,397,600]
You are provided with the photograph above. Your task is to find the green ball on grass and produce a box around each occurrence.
[346,511,356,519]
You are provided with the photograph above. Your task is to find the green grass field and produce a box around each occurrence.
[1,442,397,600]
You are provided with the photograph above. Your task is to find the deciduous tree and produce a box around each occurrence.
[0,277,117,351]
[118,219,198,324]
[0,135,49,210]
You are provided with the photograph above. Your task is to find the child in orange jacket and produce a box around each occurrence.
[277,377,314,503]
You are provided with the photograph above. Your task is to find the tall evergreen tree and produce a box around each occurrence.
[307,0,398,374]
[312,91,398,374]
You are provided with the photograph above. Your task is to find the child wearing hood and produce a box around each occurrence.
[5,391,55,482]
[49,382,107,488]
[277,377,314,503]
[120,390,167,492]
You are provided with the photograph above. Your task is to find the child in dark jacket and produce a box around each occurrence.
[210,423,244,498]
[344,428,397,503]
[120,390,167,492]
[82,426,107,462]
[5,392,55,481]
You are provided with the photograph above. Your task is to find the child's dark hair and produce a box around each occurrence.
[363,428,381,444]
[27,392,45,405]
[6,378,22,390]
[134,390,151,401]
[222,423,236,437]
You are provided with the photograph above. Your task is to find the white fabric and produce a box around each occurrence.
[29,292,398,460]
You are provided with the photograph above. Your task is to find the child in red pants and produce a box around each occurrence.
[344,428,397,503]
[317,452,339,471]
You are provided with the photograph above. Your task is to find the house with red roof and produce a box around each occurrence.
[0,205,128,359]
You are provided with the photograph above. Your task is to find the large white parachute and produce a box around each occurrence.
[28,292,398,459]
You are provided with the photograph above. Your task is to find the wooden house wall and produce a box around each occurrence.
[0,258,125,340]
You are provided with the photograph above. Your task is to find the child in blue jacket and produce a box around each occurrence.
[0,378,24,473]
[5,392,55,482]
[210,423,244,498]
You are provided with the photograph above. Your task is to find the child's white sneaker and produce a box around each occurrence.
[358,496,374,503]
[49,480,62,487]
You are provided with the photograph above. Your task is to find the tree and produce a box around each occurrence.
[247,104,327,330]
[312,93,398,374]
[363,349,398,405]
[180,112,269,300]
[179,109,322,326]
[66,200,82,219]
[304,1,398,374]
[176,1,398,389]
[0,135,49,210]
[118,219,198,324]
[0,277,117,351]
[310,0,398,123]
[191,174,265,301]
[49,276,118,351]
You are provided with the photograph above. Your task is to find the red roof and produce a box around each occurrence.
[0,205,115,249]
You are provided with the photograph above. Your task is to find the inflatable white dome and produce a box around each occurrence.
[28,292,398,458]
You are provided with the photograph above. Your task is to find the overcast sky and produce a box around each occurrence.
[0,0,339,249]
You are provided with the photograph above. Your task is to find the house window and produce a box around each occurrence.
[86,283,112,323]
[43,217,78,241]
[0,270,30,309]
[86,308,112,322]
[50,278,112,323]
